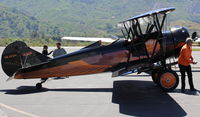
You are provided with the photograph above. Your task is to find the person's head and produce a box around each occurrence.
[56,42,61,49]
[186,38,193,47]
[43,45,48,50]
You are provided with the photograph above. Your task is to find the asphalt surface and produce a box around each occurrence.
[0,47,200,117]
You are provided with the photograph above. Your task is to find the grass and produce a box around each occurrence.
[192,48,200,51]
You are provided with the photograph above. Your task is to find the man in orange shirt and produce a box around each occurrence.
[178,38,197,93]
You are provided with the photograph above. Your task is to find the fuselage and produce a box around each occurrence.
[14,27,189,79]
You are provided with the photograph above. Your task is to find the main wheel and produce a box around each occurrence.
[157,69,179,92]
[36,83,42,89]
[151,70,160,84]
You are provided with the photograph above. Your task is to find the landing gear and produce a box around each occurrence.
[157,69,179,92]
[151,69,161,84]
[36,78,48,89]
[151,69,179,92]
[36,83,42,89]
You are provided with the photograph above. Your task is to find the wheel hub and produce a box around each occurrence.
[166,77,171,83]
[160,73,176,89]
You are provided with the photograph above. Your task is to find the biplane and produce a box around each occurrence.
[1,8,196,91]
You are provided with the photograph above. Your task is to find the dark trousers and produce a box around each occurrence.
[179,64,195,90]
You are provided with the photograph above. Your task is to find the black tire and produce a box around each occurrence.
[151,70,160,84]
[36,83,42,89]
[157,69,179,92]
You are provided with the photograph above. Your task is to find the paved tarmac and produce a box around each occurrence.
[0,47,200,117]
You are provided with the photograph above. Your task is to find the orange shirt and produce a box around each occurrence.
[178,44,193,66]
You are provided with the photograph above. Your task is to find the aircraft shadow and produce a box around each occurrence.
[0,86,112,95]
[0,86,49,95]
[112,80,187,117]
[0,80,187,117]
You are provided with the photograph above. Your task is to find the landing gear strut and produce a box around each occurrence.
[36,78,48,89]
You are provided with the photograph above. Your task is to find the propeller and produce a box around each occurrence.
[192,32,199,41]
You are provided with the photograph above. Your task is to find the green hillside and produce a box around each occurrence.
[170,20,200,34]
[0,0,199,38]
[0,5,61,38]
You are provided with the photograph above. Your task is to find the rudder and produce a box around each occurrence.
[1,41,50,77]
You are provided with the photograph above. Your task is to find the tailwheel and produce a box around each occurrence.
[36,83,42,89]
[158,69,179,92]
[36,78,48,89]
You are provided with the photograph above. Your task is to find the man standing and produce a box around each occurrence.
[52,42,67,79]
[178,38,197,93]
[53,42,67,57]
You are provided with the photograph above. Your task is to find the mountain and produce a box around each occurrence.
[0,5,61,38]
[0,0,199,37]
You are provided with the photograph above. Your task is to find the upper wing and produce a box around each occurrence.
[61,37,115,43]
[117,7,176,43]
[120,7,175,24]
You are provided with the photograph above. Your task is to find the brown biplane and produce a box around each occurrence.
[1,8,197,91]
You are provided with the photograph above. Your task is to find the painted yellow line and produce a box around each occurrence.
[0,103,39,117]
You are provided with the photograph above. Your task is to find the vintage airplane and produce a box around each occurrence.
[1,7,196,91]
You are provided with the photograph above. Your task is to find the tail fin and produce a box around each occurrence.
[1,41,50,77]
